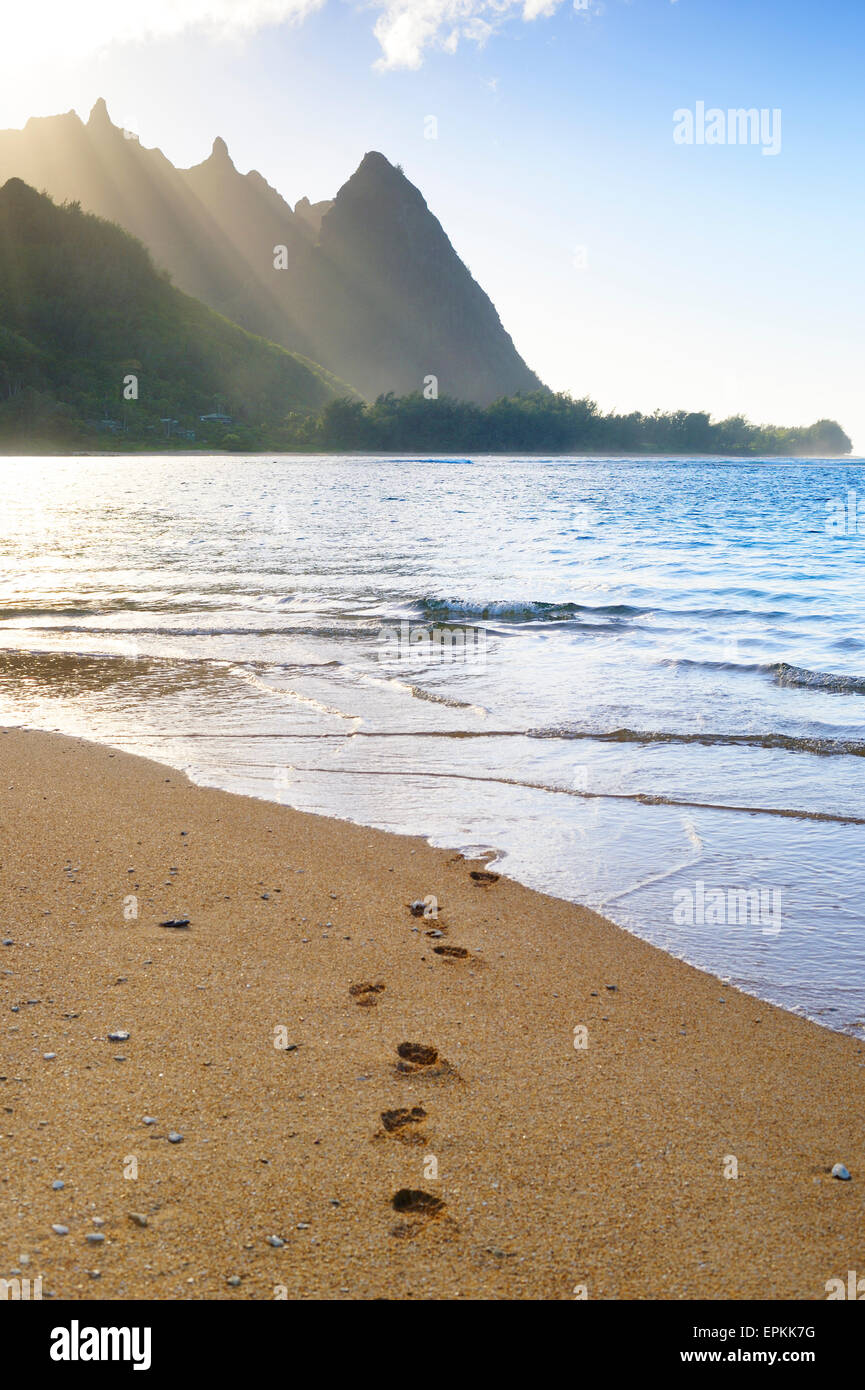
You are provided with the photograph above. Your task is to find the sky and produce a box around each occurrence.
[0,0,863,450]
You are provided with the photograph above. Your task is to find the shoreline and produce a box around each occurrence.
[0,449,860,460]
[1,726,863,1299]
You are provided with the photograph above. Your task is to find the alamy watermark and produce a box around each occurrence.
[378,622,487,665]
[825,490,865,536]
[674,103,782,157]
[826,1270,865,1299]
[673,880,782,935]
[0,1275,42,1300]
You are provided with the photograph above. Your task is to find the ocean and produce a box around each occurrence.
[2,453,864,1034]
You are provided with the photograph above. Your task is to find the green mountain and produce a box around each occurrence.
[0,179,351,449]
[0,101,542,405]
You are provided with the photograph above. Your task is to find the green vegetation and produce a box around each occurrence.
[283,392,852,457]
[0,179,350,451]
[0,179,851,458]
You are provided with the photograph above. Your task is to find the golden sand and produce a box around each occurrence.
[0,727,862,1299]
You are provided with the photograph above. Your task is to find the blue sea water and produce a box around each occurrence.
[1,453,864,1032]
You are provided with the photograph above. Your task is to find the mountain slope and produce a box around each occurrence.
[0,179,350,445]
[0,102,542,404]
[0,101,313,355]
[291,151,540,402]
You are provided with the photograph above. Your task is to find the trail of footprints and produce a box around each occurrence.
[347,866,500,1235]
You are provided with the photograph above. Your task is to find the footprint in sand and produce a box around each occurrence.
[381,1105,427,1132]
[395,1041,456,1079]
[389,1187,447,1241]
[433,944,470,960]
[391,1188,444,1217]
[349,982,386,1008]
[396,1042,437,1066]
[469,870,499,885]
[376,1105,428,1144]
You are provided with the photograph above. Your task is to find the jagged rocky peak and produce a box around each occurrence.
[329,151,429,226]
[209,136,233,165]
[88,97,113,128]
[184,135,240,182]
[344,151,412,195]
[357,150,395,175]
[294,195,334,233]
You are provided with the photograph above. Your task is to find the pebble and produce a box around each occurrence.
[227,1275,242,1286]
[86,1232,105,1244]
[296,1222,310,1230]
[167,1131,184,1144]
[108,1030,130,1042]
[52,1180,64,1190]
[128,1212,148,1227]
[2,939,13,947]
[51,1224,69,1236]
[142,1116,157,1126]
[43,1053,56,1060]
[266,1235,285,1248]
[832,1163,852,1180]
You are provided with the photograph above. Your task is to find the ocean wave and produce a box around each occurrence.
[270,763,865,826]
[418,597,647,623]
[525,726,865,757]
[661,657,865,696]
[773,662,865,694]
[357,671,489,713]
[415,596,808,627]
[661,657,775,675]
[228,665,360,721]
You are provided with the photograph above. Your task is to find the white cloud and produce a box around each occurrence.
[523,0,561,19]
[371,0,568,70]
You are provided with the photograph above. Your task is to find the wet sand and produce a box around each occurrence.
[0,726,862,1300]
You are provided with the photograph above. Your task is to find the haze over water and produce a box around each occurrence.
[2,454,865,1034]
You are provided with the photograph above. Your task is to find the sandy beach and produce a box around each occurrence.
[0,725,862,1301]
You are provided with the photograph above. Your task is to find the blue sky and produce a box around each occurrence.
[2,0,863,448]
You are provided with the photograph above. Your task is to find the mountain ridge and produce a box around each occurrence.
[0,102,542,404]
